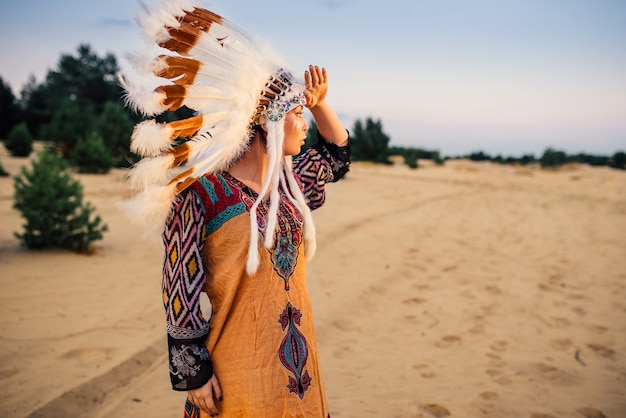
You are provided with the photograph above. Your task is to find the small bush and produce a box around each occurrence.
[611,151,625,170]
[69,131,115,174]
[432,152,445,166]
[540,148,568,168]
[5,123,34,157]
[403,152,419,169]
[13,148,108,253]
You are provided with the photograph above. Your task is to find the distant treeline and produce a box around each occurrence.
[447,148,625,170]
[1,43,624,175]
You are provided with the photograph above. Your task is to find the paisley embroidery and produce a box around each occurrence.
[278,302,311,399]
[223,173,303,290]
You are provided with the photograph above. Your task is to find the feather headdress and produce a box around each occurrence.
[121,0,316,274]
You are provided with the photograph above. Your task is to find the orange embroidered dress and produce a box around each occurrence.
[162,137,350,417]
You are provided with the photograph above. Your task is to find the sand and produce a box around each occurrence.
[1,145,625,418]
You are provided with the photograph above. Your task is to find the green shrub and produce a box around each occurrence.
[611,151,625,170]
[5,123,34,157]
[403,151,419,169]
[540,148,568,168]
[13,148,108,253]
[69,131,115,174]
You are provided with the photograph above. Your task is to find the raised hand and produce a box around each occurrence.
[304,65,328,109]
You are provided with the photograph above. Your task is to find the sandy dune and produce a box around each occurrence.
[1,146,625,417]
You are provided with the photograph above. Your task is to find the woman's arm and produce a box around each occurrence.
[162,188,221,415]
[304,65,349,146]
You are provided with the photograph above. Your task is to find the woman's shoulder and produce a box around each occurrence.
[189,172,237,202]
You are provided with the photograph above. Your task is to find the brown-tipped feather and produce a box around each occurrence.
[155,56,201,86]
[160,8,223,55]
[173,171,196,192]
[186,8,223,29]
[155,85,187,111]
[167,142,191,167]
[169,115,204,139]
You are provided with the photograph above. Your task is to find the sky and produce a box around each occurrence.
[1,0,625,157]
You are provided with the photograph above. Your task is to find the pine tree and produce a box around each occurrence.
[5,123,34,157]
[69,131,115,174]
[93,101,135,167]
[40,97,93,157]
[351,118,392,164]
[13,148,108,253]
[0,77,22,138]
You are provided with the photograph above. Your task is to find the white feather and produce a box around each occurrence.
[263,121,284,249]
[119,75,168,116]
[128,154,175,190]
[118,183,178,228]
[131,120,174,157]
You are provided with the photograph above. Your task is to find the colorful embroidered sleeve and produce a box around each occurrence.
[293,132,351,210]
[162,189,213,391]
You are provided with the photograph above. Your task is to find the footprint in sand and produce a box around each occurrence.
[368,284,388,296]
[530,413,557,418]
[332,344,354,360]
[471,391,499,414]
[420,403,451,417]
[586,343,615,359]
[485,285,501,295]
[0,368,20,379]
[403,314,421,324]
[584,324,608,334]
[412,363,436,379]
[528,362,578,386]
[576,407,607,418]
[567,292,589,301]
[435,335,462,348]
[550,316,572,328]
[402,296,427,305]
[468,324,484,335]
[550,338,573,350]
[485,353,506,368]
[479,391,498,401]
[332,320,362,333]
[490,339,510,353]
[485,369,513,385]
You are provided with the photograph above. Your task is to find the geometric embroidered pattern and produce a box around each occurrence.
[162,190,209,334]
[293,138,351,211]
[167,323,209,339]
[184,398,200,418]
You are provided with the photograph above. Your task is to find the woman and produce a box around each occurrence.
[122,2,349,417]
[168,65,348,417]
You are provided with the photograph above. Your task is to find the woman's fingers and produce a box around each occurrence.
[210,375,223,402]
[187,375,221,415]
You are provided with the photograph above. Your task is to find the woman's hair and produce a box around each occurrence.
[250,124,267,145]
